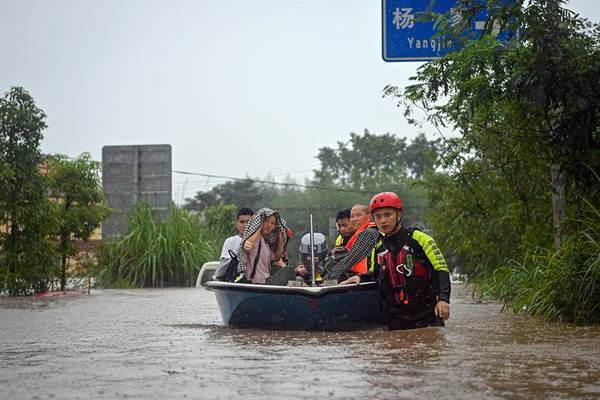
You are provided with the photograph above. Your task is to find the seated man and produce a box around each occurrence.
[220,207,253,262]
[331,208,353,258]
[324,204,380,281]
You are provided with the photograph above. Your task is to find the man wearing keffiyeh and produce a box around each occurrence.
[234,207,296,285]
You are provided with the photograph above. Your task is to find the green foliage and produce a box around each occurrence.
[424,159,552,276]
[47,153,111,290]
[314,129,440,188]
[476,199,600,324]
[398,0,600,190]
[386,1,600,265]
[385,1,600,323]
[0,87,55,295]
[96,203,228,288]
[203,203,236,237]
[314,129,409,189]
[199,203,238,263]
[184,180,277,212]
[404,133,440,179]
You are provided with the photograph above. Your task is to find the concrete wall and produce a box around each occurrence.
[102,145,172,236]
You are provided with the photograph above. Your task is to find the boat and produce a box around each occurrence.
[196,261,219,288]
[205,214,386,330]
[204,280,386,331]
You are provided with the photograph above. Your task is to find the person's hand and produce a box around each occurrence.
[434,300,450,320]
[278,228,287,244]
[295,264,307,277]
[339,275,361,285]
[331,246,345,255]
[272,259,286,268]
[244,227,263,252]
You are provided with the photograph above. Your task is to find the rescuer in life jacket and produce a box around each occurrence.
[342,192,451,330]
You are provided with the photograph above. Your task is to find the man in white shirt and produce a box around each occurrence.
[220,207,254,261]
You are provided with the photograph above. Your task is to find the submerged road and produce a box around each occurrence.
[1,284,599,400]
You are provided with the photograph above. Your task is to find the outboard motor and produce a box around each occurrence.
[299,232,328,276]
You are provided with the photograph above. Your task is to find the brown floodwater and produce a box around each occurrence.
[1,284,599,400]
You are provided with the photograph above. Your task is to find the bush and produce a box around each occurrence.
[96,203,231,288]
[475,200,600,325]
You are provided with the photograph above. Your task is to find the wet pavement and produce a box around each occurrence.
[1,284,599,400]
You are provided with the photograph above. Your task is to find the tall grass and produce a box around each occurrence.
[96,204,224,288]
[476,199,600,324]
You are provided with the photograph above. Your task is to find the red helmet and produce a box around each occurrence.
[370,192,403,212]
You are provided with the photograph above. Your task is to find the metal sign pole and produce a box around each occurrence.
[310,214,316,287]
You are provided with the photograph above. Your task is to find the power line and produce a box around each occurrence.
[173,172,433,207]
[243,161,321,176]
[172,170,373,194]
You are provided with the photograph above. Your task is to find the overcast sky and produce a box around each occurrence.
[1,0,597,203]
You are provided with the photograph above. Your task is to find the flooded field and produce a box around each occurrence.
[1,284,599,400]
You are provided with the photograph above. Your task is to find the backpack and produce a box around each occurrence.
[213,241,263,283]
[213,250,240,282]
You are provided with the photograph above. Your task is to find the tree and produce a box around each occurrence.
[202,203,237,238]
[314,129,440,186]
[504,1,600,247]
[391,0,600,250]
[314,129,409,190]
[312,130,436,225]
[184,179,275,212]
[404,132,440,179]
[47,153,110,291]
[0,87,55,295]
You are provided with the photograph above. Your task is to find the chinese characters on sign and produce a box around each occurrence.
[382,0,510,62]
[393,7,415,29]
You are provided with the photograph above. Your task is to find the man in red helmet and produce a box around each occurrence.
[347,192,451,330]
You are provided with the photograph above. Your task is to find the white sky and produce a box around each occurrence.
[1,0,597,202]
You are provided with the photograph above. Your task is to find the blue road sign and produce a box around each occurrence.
[382,0,506,62]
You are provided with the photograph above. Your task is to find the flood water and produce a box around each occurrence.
[1,284,599,400]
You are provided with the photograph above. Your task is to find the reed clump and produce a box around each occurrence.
[476,201,600,325]
[96,203,231,288]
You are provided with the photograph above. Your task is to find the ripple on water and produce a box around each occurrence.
[1,286,599,400]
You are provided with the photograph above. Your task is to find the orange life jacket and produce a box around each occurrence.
[345,221,376,274]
